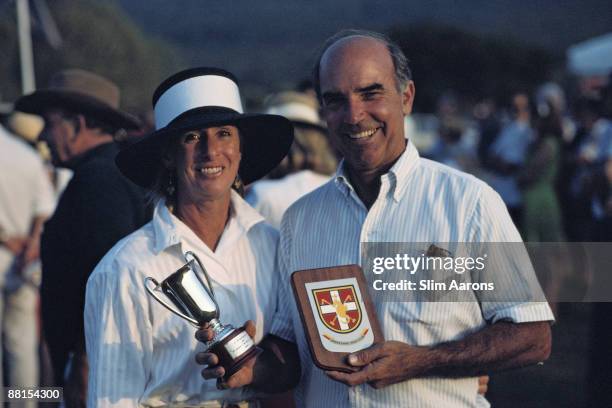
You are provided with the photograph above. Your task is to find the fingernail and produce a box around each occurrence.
[348,354,357,365]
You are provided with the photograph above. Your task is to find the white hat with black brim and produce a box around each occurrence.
[116,67,294,187]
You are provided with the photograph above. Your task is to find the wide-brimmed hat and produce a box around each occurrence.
[15,69,140,130]
[264,91,326,131]
[115,67,294,187]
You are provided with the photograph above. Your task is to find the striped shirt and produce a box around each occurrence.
[85,192,278,407]
[270,140,554,408]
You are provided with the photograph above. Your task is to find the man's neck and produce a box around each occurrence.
[63,134,115,169]
[346,167,382,209]
[67,132,114,162]
[78,132,114,153]
[345,141,407,209]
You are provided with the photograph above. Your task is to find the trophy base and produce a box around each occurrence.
[209,327,262,378]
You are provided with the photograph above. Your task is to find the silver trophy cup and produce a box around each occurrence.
[145,251,260,377]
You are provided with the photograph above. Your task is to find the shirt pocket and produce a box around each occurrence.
[381,301,462,346]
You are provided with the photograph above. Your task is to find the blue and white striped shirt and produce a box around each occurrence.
[270,140,553,408]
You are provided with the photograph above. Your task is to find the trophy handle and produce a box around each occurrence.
[144,277,200,326]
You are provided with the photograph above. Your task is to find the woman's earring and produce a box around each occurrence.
[232,175,244,196]
[166,173,176,196]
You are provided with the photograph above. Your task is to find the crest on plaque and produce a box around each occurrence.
[312,285,362,333]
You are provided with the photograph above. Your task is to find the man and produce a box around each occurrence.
[198,30,553,407]
[15,69,150,406]
[0,112,55,408]
[485,92,534,228]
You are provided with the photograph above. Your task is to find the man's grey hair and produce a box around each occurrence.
[312,29,412,101]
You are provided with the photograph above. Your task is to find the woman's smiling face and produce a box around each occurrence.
[173,125,242,203]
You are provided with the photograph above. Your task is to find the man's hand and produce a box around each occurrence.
[195,320,257,389]
[325,341,490,395]
[325,341,431,389]
[2,236,27,256]
[22,235,41,266]
[1,235,28,274]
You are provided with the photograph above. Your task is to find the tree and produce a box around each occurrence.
[0,0,182,113]
[389,24,559,112]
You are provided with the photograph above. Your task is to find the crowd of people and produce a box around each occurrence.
[0,27,609,407]
[422,82,612,244]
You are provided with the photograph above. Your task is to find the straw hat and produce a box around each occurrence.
[15,69,140,130]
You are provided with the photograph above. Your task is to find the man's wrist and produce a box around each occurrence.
[250,351,271,390]
[250,335,300,393]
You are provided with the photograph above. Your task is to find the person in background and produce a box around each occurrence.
[15,69,150,407]
[519,99,565,243]
[485,92,534,228]
[565,96,612,241]
[587,77,612,407]
[6,110,73,199]
[246,90,337,227]
[474,98,501,170]
[0,110,55,408]
[427,115,479,174]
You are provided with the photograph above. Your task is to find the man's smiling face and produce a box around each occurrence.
[319,36,415,176]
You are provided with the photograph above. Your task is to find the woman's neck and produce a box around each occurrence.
[175,193,232,252]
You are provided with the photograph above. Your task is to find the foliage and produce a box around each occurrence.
[389,24,560,112]
[0,0,182,113]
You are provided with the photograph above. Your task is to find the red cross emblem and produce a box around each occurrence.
[313,285,362,333]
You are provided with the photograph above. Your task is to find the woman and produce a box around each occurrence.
[84,67,292,407]
[519,103,564,242]
[519,102,565,317]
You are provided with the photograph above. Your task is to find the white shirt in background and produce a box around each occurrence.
[246,170,330,228]
[0,125,55,285]
[486,120,533,207]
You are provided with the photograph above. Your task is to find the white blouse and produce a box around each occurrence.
[85,192,279,407]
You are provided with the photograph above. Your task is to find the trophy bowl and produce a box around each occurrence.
[145,251,261,377]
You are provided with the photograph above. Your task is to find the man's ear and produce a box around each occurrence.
[401,81,416,116]
[73,114,87,139]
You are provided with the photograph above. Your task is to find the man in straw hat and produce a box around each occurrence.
[15,69,150,406]
[198,29,553,407]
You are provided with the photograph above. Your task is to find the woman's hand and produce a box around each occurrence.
[195,320,257,389]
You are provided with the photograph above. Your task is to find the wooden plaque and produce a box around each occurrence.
[291,264,384,373]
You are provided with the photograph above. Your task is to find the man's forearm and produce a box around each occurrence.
[251,334,301,393]
[426,321,551,378]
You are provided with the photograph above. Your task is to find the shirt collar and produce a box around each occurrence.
[333,138,421,202]
[387,138,420,202]
[151,190,265,255]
